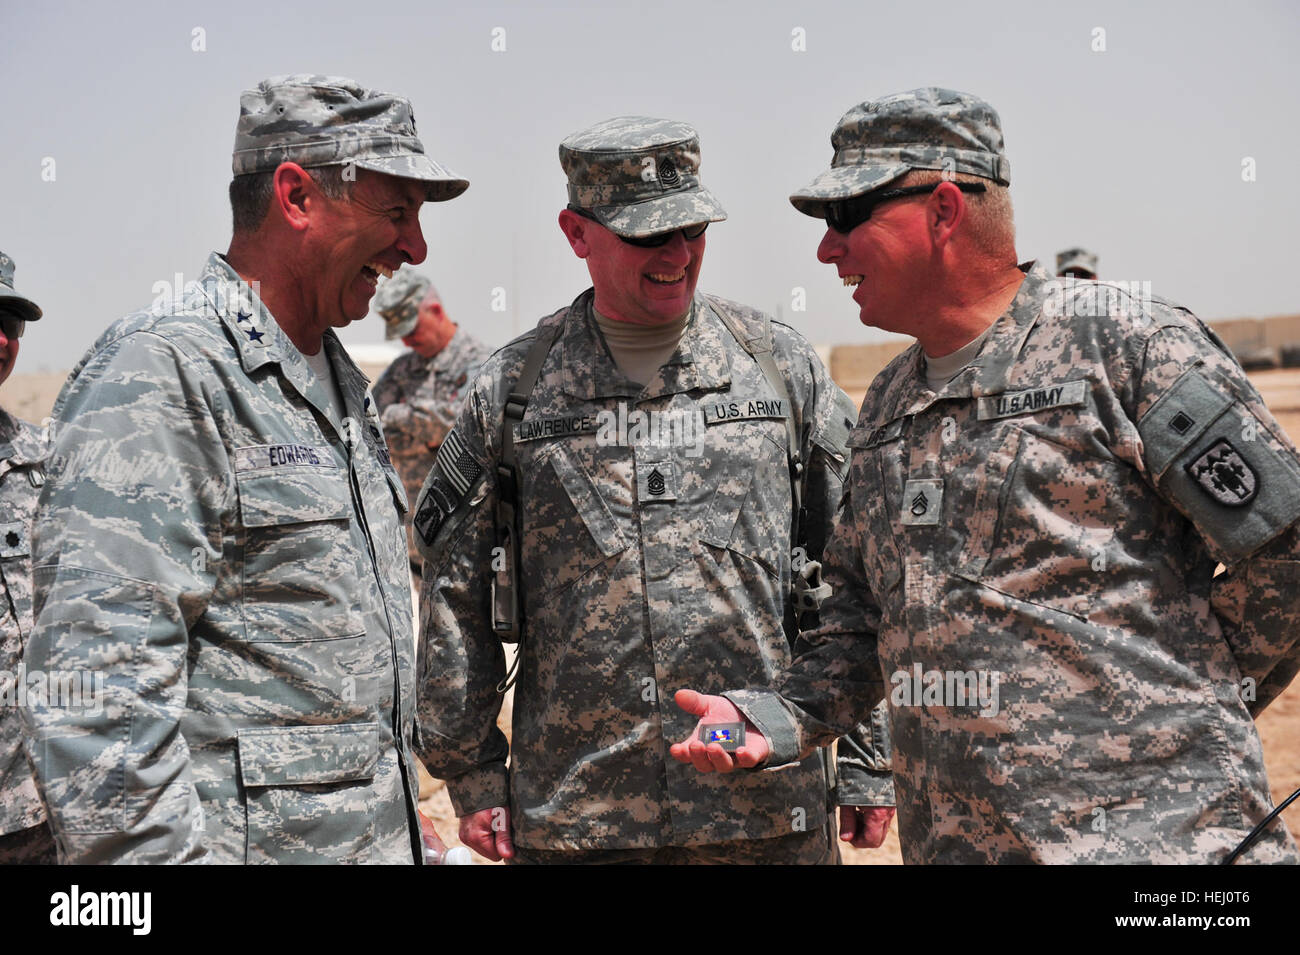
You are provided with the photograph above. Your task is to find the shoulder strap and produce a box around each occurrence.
[702,295,832,626]
[492,316,564,692]
[702,294,803,507]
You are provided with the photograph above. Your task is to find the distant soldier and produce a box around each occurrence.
[1056,247,1098,279]
[0,251,53,864]
[372,273,489,568]
[673,87,1300,864]
[23,75,467,863]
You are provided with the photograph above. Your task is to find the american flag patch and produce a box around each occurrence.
[437,428,483,496]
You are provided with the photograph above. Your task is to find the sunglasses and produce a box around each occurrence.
[0,315,24,340]
[825,181,987,234]
[569,206,708,247]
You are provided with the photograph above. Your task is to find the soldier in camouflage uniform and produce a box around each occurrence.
[0,252,54,864]
[371,272,489,567]
[413,116,894,865]
[673,88,1300,864]
[22,75,468,864]
[1056,248,1098,279]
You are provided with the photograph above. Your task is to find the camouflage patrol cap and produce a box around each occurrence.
[373,270,430,339]
[791,87,1011,218]
[0,251,42,322]
[1056,247,1098,278]
[560,116,727,238]
[232,74,469,202]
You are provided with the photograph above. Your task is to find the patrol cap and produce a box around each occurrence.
[373,270,431,339]
[791,87,1011,218]
[0,251,43,323]
[232,74,469,202]
[1056,247,1098,278]
[559,116,727,239]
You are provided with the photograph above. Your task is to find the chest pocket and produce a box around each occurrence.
[525,446,628,595]
[236,468,365,642]
[700,420,791,577]
[0,520,33,641]
[954,416,1126,622]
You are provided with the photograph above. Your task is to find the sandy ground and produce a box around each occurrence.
[6,366,1298,865]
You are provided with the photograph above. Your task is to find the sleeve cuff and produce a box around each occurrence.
[722,688,803,767]
[444,762,509,817]
[836,765,895,807]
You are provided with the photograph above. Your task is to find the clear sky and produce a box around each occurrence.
[2,0,1298,371]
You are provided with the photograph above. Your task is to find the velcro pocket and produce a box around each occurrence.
[235,469,363,642]
[236,468,350,526]
[237,723,380,787]
[548,450,627,558]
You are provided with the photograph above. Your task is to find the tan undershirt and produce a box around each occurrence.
[592,302,693,387]
[924,322,995,391]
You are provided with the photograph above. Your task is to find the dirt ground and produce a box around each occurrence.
[7,366,1298,865]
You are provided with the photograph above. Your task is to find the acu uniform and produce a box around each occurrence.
[0,417,54,865]
[414,291,871,855]
[414,115,891,860]
[0,252,55,864]
[742,89,1300,863]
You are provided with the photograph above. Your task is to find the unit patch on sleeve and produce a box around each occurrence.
[1185,438,1258,507]
[414,428,484,546]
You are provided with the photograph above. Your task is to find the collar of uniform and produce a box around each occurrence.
[0,408,45,477]
[561,290,734,403]
[637,298,731,400]
[196,253,290,376]
[885,261,1041,421]
[967,260,1053,398]
[559,289,642,400]
[322,330,374,428]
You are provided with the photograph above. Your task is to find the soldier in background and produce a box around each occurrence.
[23,75,467,863]
[372,272,489,569]
[1056,247,1098,279]
[414,116,894,865]
[0,252,54,864]
[673,87,1300,864]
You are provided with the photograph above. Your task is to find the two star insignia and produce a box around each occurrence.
[236,311,266,344]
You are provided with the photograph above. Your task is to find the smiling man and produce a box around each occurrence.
[413,116,894,865]
[22,75,467,863]
[671,87,1300,864]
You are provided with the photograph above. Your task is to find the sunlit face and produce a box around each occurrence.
[577,218,706,325]
[816,196,930,335]
[0,319,19,388]
[306,170,428,330]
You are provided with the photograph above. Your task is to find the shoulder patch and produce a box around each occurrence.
[413,428,484,547]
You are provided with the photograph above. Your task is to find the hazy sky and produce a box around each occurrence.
[3,0,1298,371]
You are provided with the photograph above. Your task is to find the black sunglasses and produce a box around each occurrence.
[0,315,24,340]
[825,181,987,234]
[569,206,708,247]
